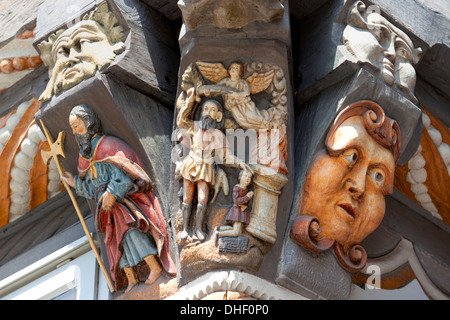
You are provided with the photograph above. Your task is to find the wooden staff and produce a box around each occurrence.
[39,119,115,293]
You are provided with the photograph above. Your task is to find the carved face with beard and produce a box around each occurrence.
[38,19,125,102]
[69,104,103,158]
[199,100,223,130]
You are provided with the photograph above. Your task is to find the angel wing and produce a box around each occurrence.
[196,61,229,84]
[246,69,275,95]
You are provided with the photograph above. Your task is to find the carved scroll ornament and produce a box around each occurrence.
[290,215,368,272]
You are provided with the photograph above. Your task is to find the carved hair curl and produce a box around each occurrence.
[325,100,401,165]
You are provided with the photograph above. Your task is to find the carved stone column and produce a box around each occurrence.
[246,164,288,244]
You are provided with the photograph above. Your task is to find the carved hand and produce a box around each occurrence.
[186,87,201,103]
[61,171,75,188]
[102,191,117,211]
[186,87,196,102]
[247,191,254,199]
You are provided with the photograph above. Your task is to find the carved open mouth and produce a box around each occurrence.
[338,203,358,220]
[64,67,79,78]
[382,59,395,74]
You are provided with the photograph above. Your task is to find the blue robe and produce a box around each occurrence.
[74,135,157,270]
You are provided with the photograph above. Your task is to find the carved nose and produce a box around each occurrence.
[384,50,395,62]
[345,169,366,201]
[67,48,81,65]
[64,56,80,70]
[346,181,365,201]
[384,38,396,63]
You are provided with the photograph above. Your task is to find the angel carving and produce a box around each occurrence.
[196,61,275,130]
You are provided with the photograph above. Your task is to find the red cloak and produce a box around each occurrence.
[224,185,251,225]
[77,135,176,290]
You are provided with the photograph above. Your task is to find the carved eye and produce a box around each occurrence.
[343,149,358,166]
[397,48,408,59]
[57,47,66,56]
[80,39,92,46]
[369,169,385,186]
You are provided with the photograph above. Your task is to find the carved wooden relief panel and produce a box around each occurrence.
[178,0,285,30]
[172,60,289,276]
[59,104,176,292]
[33,1,180,296]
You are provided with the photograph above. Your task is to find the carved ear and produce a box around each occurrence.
[347,1,368,29]
[413,47,423,64]
[216,111,223,123]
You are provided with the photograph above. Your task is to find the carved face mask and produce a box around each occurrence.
[51,21,122,93]
[38,19,125,102]
[342,3,422,102]
[300,115,396,252]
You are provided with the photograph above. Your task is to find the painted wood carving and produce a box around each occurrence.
[173,61,288,275]
[176,94,252,242]
[290,100,401,272]
[215,169,254,239]
[60,105,176,292]
[342,1,422,103]
[37,2,126,102]
[178,0,285,30]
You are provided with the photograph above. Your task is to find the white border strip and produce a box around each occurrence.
[166,271,308,300]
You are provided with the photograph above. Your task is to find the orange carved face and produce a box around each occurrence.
[301,116,395,251]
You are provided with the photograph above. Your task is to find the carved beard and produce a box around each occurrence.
[199,115,218,130]
[52,61,97,94]
[75,132,94,158]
